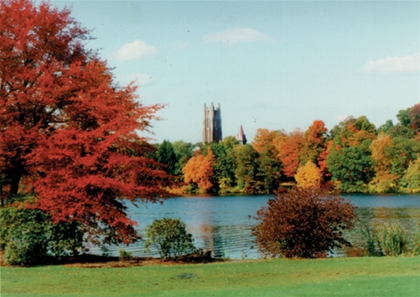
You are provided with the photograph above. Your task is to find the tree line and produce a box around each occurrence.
[154,103,420,194]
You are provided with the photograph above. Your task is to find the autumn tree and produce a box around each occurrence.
[295,161,322,189]
[276,129,304,178]
[252,128,283,154]
[0,0,171,245]
[299,120,328,166]
[327,116,377,192]
[182,155,213,193]
[369,133,398,192]
[253,188,357,258]
[329,116,376,148]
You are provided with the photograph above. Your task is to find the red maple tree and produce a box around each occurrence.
[0,0,171,244]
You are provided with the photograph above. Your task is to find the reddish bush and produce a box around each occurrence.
[252,188,357,258]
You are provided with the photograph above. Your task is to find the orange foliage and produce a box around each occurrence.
[277,130,304,178]
[295,161,322,189]
[369,133,398,192]
[252,128,284,154]
[182,155,213,192]
[300,120,328,166]
[370,133,393,174]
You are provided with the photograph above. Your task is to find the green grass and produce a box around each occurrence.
[1,257,420,297]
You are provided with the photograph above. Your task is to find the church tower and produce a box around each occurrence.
[203,103,222,144]
[236,125,247,144]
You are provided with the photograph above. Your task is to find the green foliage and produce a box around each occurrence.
[234,144,259,192]
[155,140,181,175]
[119,250,133,261]
[387,124,415,138]
[204,143,237,193]
[253,188,358,258]
[375,223,410,256]
[144,218,196,259]
[400,156,420,193]
[172,140,194,170]
[327,140,376,192]
[378,120,394,134]
[255,146,282,194]
[390,137,420,177]
[0,205,84,266]
[362,220,420,257]
[397,108,411,127]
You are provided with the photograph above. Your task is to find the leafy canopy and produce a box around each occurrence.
[0,0,171,245]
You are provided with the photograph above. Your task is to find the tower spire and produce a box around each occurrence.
[236,125,247,144]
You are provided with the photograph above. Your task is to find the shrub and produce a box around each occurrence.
[252,188,358,258]
[0,205,84,266]
[376,222,410,256]
[119,250,133,261]
[144,218,196,259]
[360,222,383,257]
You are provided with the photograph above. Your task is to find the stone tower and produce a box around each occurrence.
[203,103,222,144]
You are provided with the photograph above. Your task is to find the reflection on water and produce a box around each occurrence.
[88,194,420,259]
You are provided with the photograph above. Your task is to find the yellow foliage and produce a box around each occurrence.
[370,133,393,174]
[295,161,322,189]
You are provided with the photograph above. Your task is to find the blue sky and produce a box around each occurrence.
[49,0,419,144]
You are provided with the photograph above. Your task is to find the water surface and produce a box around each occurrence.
[90,194,420,259]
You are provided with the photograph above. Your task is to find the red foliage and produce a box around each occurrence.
[277,130,304,178]
[318,140,333,178]
[253,188,358,258]
[305,120,327,146]
[0,0,171,244]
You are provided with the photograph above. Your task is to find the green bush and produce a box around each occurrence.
[0,205,84,266]
[363,220,420,257]
[119,250,133,261]
[144,218,196,259]
[359,222,383,256]
[376,222,409,256]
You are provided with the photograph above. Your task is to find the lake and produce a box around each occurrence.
[90,194,420,259]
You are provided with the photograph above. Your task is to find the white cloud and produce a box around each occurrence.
[361,53,420,74]
[116,40,158,61]
[119,73,153,87]
[202,28,272,45]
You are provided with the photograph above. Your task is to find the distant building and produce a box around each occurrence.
[203,103,222,144]
[236,125,247,144]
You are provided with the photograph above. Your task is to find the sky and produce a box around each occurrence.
[48,0,419,144]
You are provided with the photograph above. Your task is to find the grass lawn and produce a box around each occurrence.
[1,256,419,297]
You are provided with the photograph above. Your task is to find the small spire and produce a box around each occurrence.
[236,125,247,144]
